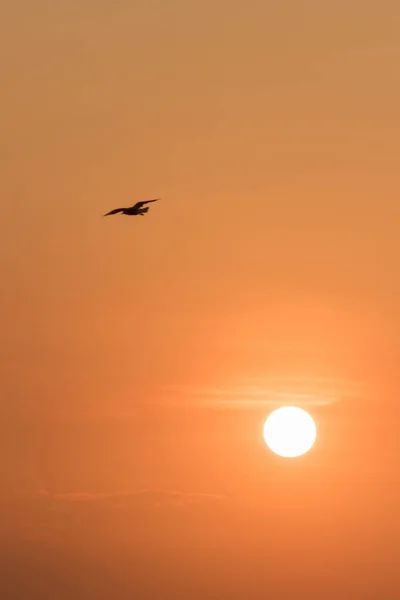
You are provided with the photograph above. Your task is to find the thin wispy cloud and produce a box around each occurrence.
[160,376,363,409]
[37,488,227,508]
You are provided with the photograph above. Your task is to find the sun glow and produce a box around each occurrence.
[263,406,316,458]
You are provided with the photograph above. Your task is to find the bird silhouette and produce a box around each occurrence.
[104,199,160,217]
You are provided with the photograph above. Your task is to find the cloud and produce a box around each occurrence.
[159,376,362,409]
[37,488,227,509]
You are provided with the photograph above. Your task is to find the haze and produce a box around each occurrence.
[1,1,399,598]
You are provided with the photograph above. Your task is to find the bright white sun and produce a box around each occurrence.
[263,406,316,458]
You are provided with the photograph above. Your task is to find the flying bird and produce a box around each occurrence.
[103,198,160,217]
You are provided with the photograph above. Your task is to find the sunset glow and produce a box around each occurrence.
[1,0,399,597]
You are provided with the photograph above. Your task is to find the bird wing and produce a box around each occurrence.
[103,208,125,216]
[131,198,160,210]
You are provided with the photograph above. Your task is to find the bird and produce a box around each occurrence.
[103,198,160,217]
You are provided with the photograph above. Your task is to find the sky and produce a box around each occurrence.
[1,0,400,597]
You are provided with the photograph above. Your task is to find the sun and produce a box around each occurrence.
[263,406,316,458]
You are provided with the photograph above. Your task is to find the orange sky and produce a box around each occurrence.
[1,1,399,598]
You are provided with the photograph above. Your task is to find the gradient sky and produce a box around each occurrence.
[1,1,399,598]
